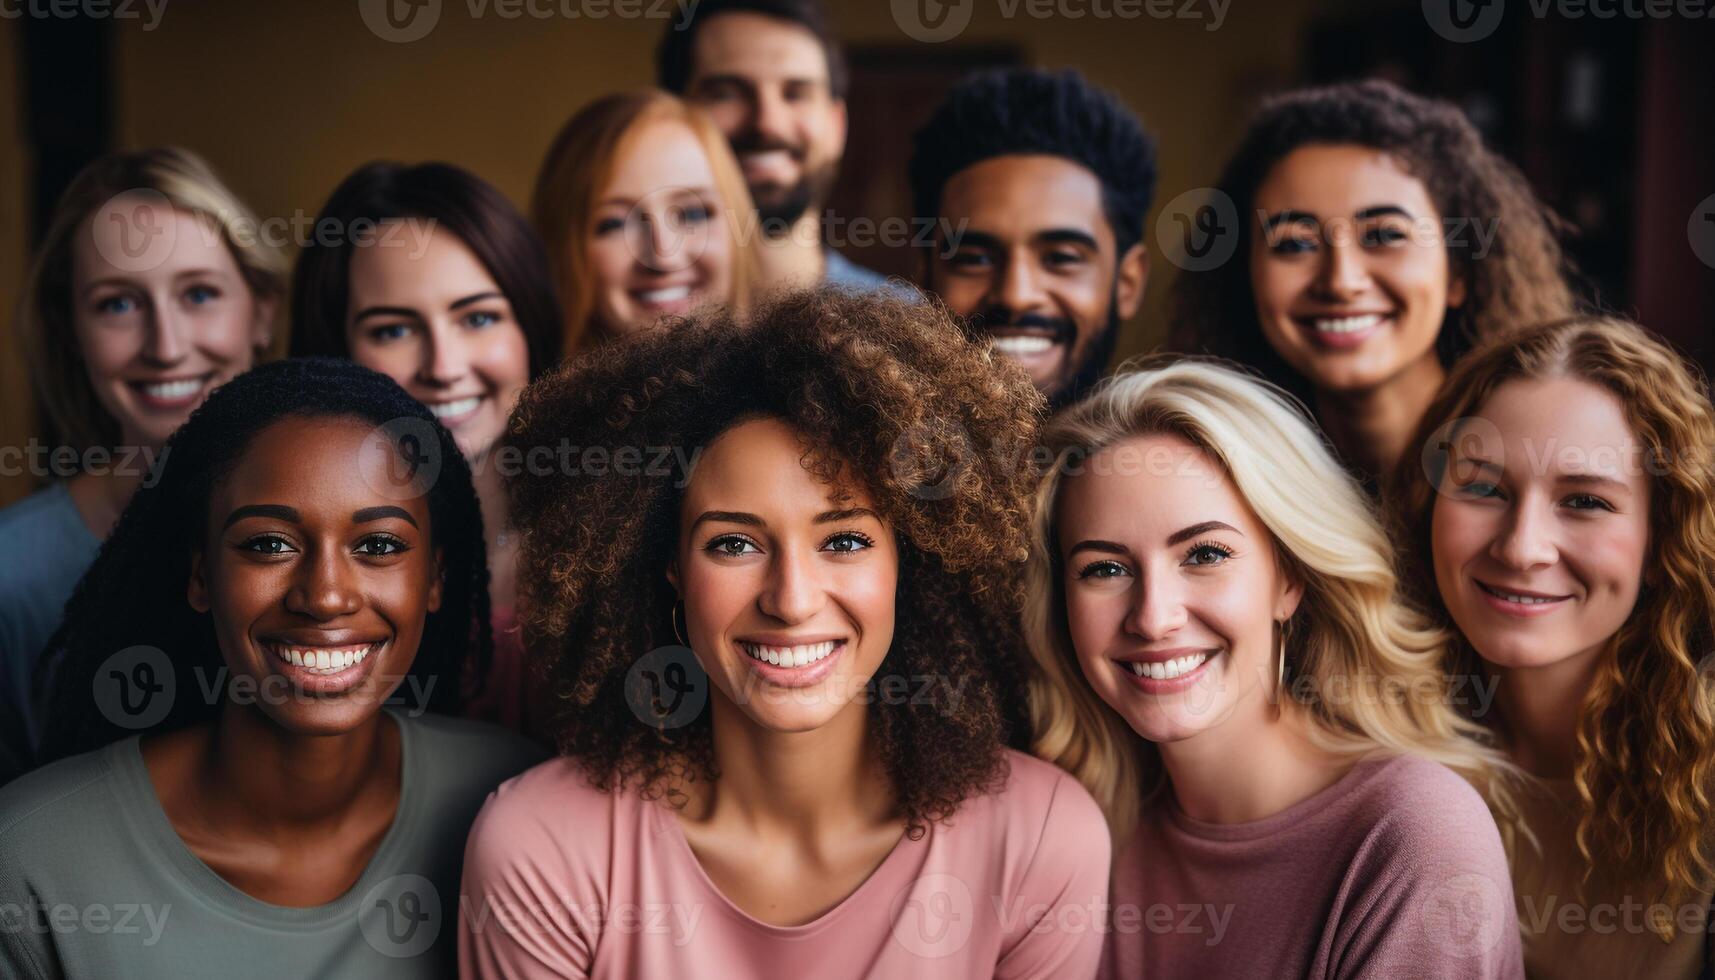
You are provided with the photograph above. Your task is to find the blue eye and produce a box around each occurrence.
[97,295,137,315]
[368,323,412,342]
[1455,481,1503,499]
[463,311,500,329]
[185,285,218,305]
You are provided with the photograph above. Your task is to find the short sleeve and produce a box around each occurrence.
[995,768,1113,980]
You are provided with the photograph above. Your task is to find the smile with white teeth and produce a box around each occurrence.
[740,149,795,169]
[266,641,378,674]
[989,335,1056,356]
[1310,313,1385,334]
[428,396,481,419]
[1126,651,1210,681]
[138,376,208,399]
[635,285,692,305]
[741,640,839,669]
[1478,582,1566,605]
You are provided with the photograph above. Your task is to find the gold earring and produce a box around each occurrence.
[1275,618,1290,702]
[672,602,687,646]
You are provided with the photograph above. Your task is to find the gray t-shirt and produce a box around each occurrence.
[0,708,546,979]
[0,484,102,753]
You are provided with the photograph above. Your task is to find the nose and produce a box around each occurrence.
[419,322,469,386]
[1312,223,1373,300]
[140,295,190,366]
[992,252,1048,318]
[636,211,686,273]
[285,545,362,621]
[751,87,794,146]
[757,545,826,625]
[1488,498,1559,571]
[1123,567,1188,641]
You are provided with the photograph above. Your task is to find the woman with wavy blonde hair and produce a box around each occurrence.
[532,89,758,354]
[1388,315,1715,978]
[1026,357,1523,977]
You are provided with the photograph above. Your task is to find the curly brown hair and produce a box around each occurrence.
[1388,316,1715,935]
[1169,79,1577,409]
[504,288,1045,831]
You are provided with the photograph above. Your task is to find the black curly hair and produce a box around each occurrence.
[289,161,563,379]
[35,358,490,762]
[909,67,1159,258]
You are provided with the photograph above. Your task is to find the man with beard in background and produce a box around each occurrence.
[910,68,1158,412]
[659,0,897,293]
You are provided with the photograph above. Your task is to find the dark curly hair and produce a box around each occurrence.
[1170,79,1577,409]
[506,288,1044,832]
[909,67,1159,258]
[289,161,563,379]
[36,358,490,762]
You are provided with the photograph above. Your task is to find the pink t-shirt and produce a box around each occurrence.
[459,749,1111,979]
[1103,753,1524,980]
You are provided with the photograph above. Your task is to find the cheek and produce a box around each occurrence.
[836,563,898,642]
[680,559,755,632]
[699,229,735,288]
[1379,250,1451,319]
[474,328,531,389]
[1569,519,1650,599]
[585,239,635,290]
[1430,501,1492,582]
[202,296,263,357]
[1063,583,1127,661]
[347,341,417,389]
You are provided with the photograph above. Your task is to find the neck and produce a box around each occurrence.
[752,211,826,289]
[194,703,397,833]
[1492,648,1603,778]
[1312,352,1446,478]
[470,442,514,609]
[1157,701,1350,824]
[693,695,896,840]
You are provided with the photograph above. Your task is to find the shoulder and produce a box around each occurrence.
[1346,754,1501,849]
[0,744,121,861]
[822,250,921,301]
[947,750,1112,865]
[0,486,95,598]
[462,755,628,881]
[399,710,547,783]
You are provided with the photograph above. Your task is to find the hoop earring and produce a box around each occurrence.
[672,602,688,647]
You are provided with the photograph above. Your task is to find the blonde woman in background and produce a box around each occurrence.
[532,89,758,354]
[1026,358,1524,978]
[1,147,285,769]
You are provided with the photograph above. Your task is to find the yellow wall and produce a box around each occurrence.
[4,0,1337,507]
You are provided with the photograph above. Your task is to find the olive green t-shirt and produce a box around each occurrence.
[0,708,545,979]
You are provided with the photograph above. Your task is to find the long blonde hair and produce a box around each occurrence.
[17,146,286,452]
[1027,355,1519,842]
[530,90,757,355]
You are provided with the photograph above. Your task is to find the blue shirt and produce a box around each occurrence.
[823,249,921,301]
[0,484,102,753]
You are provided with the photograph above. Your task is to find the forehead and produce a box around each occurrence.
[682,416,870,516]
[938,155,1112,249]
[348,226,497,301]
[690,12,829,83]
[74,200,241,283]
[1253,143,1438,218]
[1056,433,1260,542]
[215,416,433,525]
[1459,376,1644,477]
[602,120,717,200]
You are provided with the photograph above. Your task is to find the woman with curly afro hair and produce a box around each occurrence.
[1388,316,1715,978]
[1170,79,1577,486]
[460,288,1112,978]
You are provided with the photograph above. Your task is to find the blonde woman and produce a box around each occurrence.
[1390,316,1715,978]
[2,147,284,764]
[1026,358,1523,978]
[532,90,758,354]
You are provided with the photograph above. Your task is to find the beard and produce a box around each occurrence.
[967,287,1122,413]
[729,129,838,237]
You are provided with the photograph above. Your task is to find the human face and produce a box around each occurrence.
[1057,434,1301,744]
[346,226,530,461]
[927,155,1146,402]
[684,11,846,230]
[668,416,898,734]
[72,198,272,449]
[1250,144,1465,394]
[1431,378,1650,675]
[188,416,443,736]
[586,118,738,336]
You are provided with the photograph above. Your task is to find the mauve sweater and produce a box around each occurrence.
[1102,753,1524,979]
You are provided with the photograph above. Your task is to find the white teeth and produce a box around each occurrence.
[140,378,205,399]
[1126,652,1210,681]
[741,640,838,669]
[1484,584,1561,605]
[271,643,375,675]
[989,335,1055,356]
[1312,314,1383,334]
[740,150,793,168]
[636,286,692,304]
[428,396,480,419]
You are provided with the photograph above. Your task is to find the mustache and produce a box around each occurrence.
[970,309,1075,344]
[728,130,806,160]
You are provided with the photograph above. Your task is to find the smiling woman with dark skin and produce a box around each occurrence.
[0,359,542,979]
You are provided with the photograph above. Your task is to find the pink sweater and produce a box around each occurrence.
[1103,753,1524,979]
[460,749,1111,979]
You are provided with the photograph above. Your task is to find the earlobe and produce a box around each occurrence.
[665,560,680,596]
[427,548,444,613]
[187,550,210,613]
[1275,574,1305,623]
[252,295,281,354]
[1117,243,1149,319]
[1446,272,1469,310]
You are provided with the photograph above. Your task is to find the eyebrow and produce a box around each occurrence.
[945,228,1100,251]
[449,291,504,311]
[816,507,880,524]
[1260,209,1318,231]
[351,305,423,325]
[598,187,717,210]
[1166,520,1242,545]
[354,505,419,527]
[691,507,882,531]
[1452,458,1633,494]
[223,504,419,529]
[1354,205,1415,222]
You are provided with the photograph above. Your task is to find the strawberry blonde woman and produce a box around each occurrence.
[1026,357,1525,977]
[460,289,1110,978]
[1389,316,1715,978]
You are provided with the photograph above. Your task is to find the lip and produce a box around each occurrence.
[984,329,1064,370]
[1292,312,1393,350]
[424,395,484,426]
[629,281,702,315]
[258,635,387,696]
[129,373,213,411]
[736,637,845,690]
[737,149,799,180]
[1113,648,1218,694]
[1473,578,1574,618]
